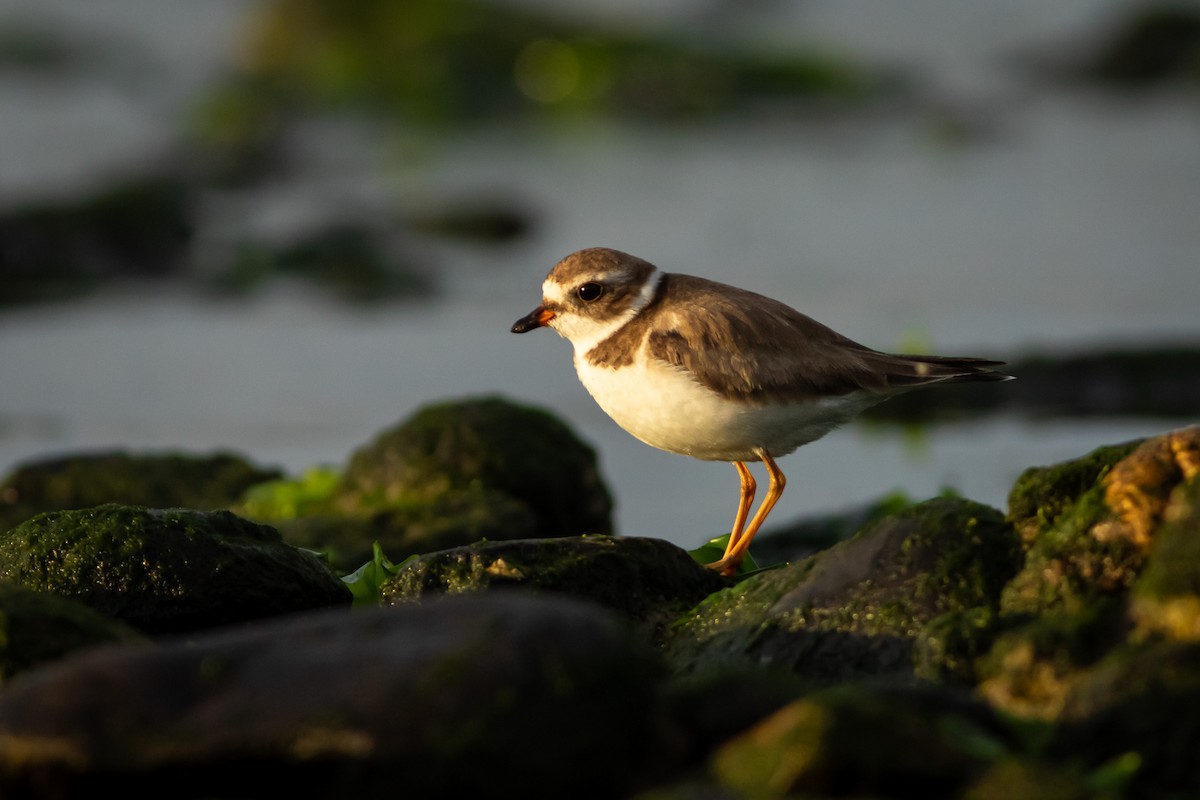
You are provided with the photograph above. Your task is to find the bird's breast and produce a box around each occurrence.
[572,351,862,462]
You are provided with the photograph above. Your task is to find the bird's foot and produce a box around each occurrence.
[704,556,742,578]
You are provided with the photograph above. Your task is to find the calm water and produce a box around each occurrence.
[1,0,1197,548]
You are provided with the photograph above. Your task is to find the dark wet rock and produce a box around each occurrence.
[0,174,193,307]
[959,758,1099,800]
[708,684,1010,798]
[1080,4,1200,88]
[0,593,678,799]
[866,344,1200,423]
[403,195,534,243]
[0,505,349,635]
[666,498,1019,686]
[1052,639,1200,799]
[207,222,434,303]
[381,535,728,643]
[0,449,281,534]
[0,582,144,685]
[660,667,810,774]
[978,428,1200,719]
[751,491,913,566]
[0,18,80,72]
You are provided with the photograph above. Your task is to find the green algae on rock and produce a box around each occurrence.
[339,395,613,538]
[0,505,350,635]
[1131,476,1200,639]
[0,450,282,534]
[710,684,1010,798]
[666,497,1019,685]
[0,582,144,685]
[979,427,1200,720]
[237,396,614,572]
[380,535,727,644]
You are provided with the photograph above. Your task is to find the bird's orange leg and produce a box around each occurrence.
[708,448,786,577]
[723,461,756,557]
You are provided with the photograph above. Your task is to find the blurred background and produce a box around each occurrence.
[1,0,1197,547]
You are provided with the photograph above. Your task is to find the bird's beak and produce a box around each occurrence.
[511,306,556,334]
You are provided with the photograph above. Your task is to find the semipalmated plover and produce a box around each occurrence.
[512,247,1010,576]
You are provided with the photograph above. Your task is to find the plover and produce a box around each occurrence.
[512,247,1010,576]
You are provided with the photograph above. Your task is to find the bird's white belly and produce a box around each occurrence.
[573,354,870,462]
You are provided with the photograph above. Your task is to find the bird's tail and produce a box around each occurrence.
[872,353,1013,388]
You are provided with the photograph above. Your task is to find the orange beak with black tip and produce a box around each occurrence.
[511,306,556,334]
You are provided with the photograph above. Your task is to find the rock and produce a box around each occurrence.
[709,684,1009,798]
[0,583,144,685]
[0,593,679,798]
[1079,4,1200,88]
[270,489,540,573]
[338,395,613,540]
[1131,474,1200,639]
[978,428,1200,719]
[959,759,1099,800]
[666,498,1019,685]
[0,505,349,634]
[750,491,913,566]
[867,345,1200,424]
[235,397,615,572]
[0,450,282,533]
[207,222,434,303]
[0,174,193,307]
[1052,640,1200,799]
[403,195,534,242]
[380,535,728,643]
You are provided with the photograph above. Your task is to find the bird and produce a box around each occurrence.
[511,247,1011,576]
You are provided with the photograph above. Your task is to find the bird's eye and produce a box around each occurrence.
[577,282,604,303]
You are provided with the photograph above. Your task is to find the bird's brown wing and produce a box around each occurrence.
[646,274,1008,405]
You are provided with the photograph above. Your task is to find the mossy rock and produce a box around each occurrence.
[0,450,282,533]
[981,429,1200,718]
[1005,439,1140,545]
[975,599,1129,721]
[1000,432,1191,618]
[1131,476,1200,639]
[1050,639,1200,798]
[339,396,613,538]
[666,498,1019,685]
[0,582,144,685]
[381,535,727,644]
[269,489,539,573]
[710,684,1010,798]
[0,505,350,634]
